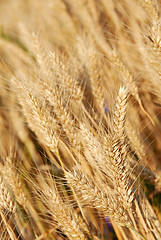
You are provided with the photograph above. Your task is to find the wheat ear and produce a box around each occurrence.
[37,178,88,240]
[111,50,155,125]
[0,174,15,214]
[87,47,105,109]
[23,29,83,102]
[65,169,132,227]
[108,87,135,213]
[0,175,17,240]
[3,157,26,206]
[143,0,161,76]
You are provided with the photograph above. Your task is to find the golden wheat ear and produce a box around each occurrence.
[0,174,15,214]
[110,50,155,126]
[3,156,26,206]
[108,86,136,212]
[0,174,17,240]
[35,174,88,240]
[65,168,132,227]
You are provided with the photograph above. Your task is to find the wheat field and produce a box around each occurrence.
[1,0,161,239]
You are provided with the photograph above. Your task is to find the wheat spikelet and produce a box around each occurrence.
[15,66,81,153]
[0,174,15,214]
[79,123,109,177]
[142,0,161,79]
[113,86,128,140]
[107,87,136,215]
[48,51,83,102]
[111,50,154,125]
[14,80,59,150]
[65,169,132,227]
[37,177,88,240]
[3,157,26,206]
[30,33,55,82]
[109,86,128,171]
[86,46,105,109]
[111,50,139,100]
[20,28,83,102]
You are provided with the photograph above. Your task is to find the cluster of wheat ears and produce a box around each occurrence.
[1,0,161,239]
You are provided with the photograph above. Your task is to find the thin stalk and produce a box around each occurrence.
[129,226,147,240]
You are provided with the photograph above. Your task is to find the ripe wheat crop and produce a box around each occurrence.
[0,0,161,239]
